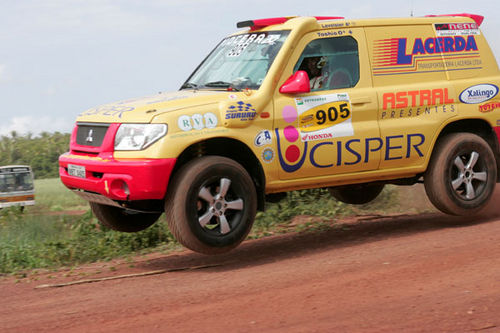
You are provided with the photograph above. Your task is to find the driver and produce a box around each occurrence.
[297,43,328,90]
[301,56,328,90]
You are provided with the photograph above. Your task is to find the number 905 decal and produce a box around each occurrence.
[300,101,351,132]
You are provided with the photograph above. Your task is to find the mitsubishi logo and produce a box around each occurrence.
[86,129,94,143]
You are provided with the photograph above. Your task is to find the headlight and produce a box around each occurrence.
[114,124,167,151]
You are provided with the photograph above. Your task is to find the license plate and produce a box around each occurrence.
[68,164,86,178]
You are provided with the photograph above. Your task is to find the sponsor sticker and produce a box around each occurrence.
[225,101,257,121]
[372,36,480,76]
[178,112,218,131]
[434,23,480,36]
[81,105,135,118]
[294,93,353,142]
[224,32,282,57]
[254,130,272,147]
[479,101,500,113]
[459,84,499,104]
[262,147,274,163]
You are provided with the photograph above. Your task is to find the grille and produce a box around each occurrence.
[76,123,110,147]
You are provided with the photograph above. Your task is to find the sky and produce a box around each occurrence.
[1,0,499,136]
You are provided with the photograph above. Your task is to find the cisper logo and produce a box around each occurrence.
[276,106,426,173]
[81,105,135,118]
[276,128,426,173]
[459,84,499,104]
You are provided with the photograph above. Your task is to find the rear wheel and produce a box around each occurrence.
[165,156,257,254]
[424,133,497,215]
[90,202,161,232]
[328,183,385,205]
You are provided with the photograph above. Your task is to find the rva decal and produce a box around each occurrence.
[177,113,218,131]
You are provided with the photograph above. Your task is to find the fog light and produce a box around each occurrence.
[110,179,130,199]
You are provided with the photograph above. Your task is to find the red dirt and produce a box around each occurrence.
[1,187,500,332]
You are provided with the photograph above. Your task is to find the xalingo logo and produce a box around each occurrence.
[459,84,499,104]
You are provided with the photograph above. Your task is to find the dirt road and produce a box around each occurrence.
[1,191,500,332]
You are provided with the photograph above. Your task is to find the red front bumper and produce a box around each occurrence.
[59,153,176,201]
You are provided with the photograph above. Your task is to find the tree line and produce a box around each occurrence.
[0,131,71,179]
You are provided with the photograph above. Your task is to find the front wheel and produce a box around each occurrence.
[424,133,497,215]
[165,156,257,254]
[90,202,161,232]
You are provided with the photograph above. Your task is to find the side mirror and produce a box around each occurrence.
[279,71,311,94]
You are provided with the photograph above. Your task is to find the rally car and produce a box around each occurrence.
[60,13,500,254]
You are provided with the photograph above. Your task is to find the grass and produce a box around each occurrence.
[0,178,429,275]
[31,178,88,212]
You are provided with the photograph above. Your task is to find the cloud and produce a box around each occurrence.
[0,116,73,137]
[1,0,182,44]
[0,64,9,83]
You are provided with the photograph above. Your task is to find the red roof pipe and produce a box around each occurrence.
[237,16,345,30]
[425,13,484,26]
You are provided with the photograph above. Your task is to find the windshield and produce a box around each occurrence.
[182,30,290,91]
[0,172,34,193]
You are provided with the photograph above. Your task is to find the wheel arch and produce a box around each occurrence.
[170,137,266,211]
[434,118,500,181]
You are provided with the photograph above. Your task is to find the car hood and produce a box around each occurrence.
[76,90,231,123]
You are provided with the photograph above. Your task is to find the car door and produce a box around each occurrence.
[273,27,381,180]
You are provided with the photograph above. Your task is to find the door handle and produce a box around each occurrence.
[351,97,372,105]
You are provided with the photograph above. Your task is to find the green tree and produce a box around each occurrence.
[0,132,71,179]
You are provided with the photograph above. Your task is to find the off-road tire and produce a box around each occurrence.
[165,156,257,255]
[424,133,497,215]
[90,202,161,232]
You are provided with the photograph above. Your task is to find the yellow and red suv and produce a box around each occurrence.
[60,13,500,254]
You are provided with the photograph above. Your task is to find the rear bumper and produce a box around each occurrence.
[0,193,35,208]
[59,153,176,201]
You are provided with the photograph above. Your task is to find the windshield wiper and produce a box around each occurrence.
[204,81,241,91]
[180,82,198,90]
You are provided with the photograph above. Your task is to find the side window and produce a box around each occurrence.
[294,36,360,91]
